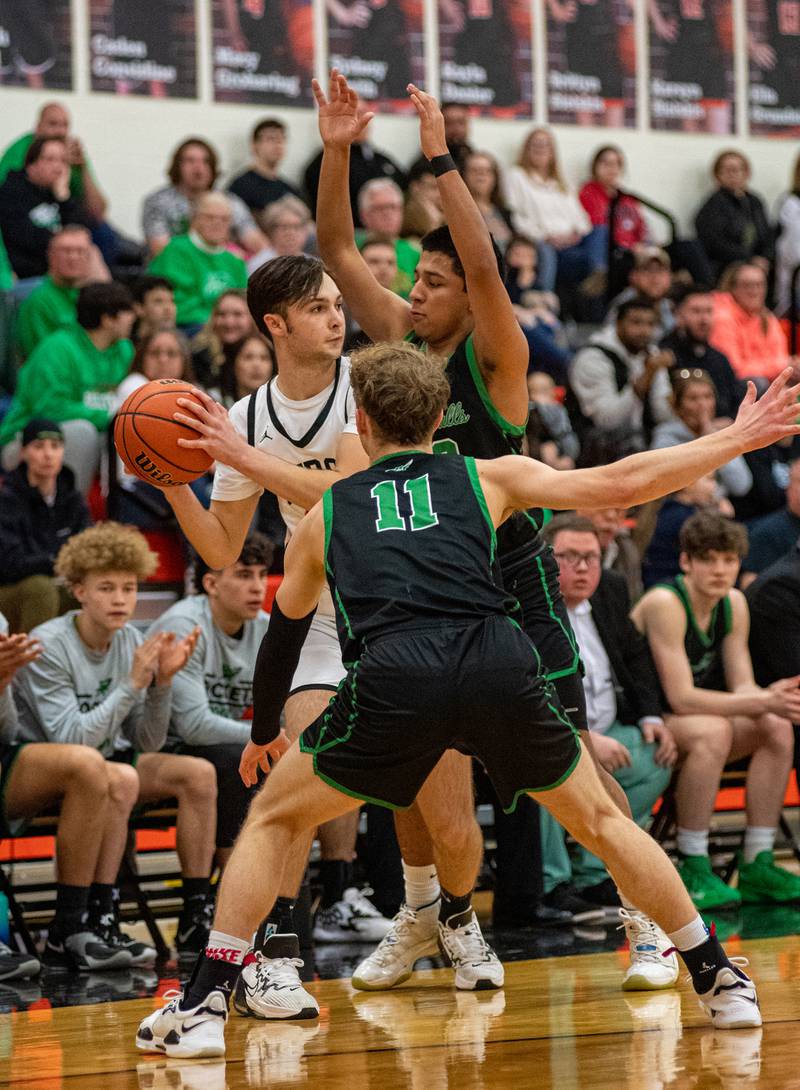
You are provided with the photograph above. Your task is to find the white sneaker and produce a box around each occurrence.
[233,935,319,1021]
[135,989,227,1058]
[696,959,762,1029]
[619,908,679,991]
[351,901,440,991]
[438,910,504,991]
[313,888,394,943]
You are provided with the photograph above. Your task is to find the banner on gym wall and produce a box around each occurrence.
[0,0,72,89]
[327,0,425,112]
[649,1,735,134]
[212,0,314,106]
[747,0,800,137]
[545,0,636,128]
[89,0,197,98]
[437,1,533,118]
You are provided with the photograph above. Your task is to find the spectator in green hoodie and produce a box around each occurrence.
[148,193,248,333]
[0,282,134,494]
[15,226,112,360]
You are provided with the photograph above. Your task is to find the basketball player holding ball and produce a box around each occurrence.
[130,253,402,1022]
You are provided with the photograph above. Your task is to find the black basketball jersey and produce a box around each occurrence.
[323,451,516,664]
[661,574,732,693]
[409,332,542,557]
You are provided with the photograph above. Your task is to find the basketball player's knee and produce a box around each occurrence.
[691,716,732,764]
[106,761,140,812]
[175,757,217,806]
[755,713,794,758]
[62,746,108,803]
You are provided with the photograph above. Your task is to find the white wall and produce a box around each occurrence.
[0,0,797,240]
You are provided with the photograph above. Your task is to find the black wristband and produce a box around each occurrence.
[251,600,316,745]
[430,153,457,178]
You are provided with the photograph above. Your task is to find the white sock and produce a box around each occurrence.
[667,915,709,952]
[204,930,249,965]
[403,862,440,909]
[676,827,709,858]
[743,826,775,864]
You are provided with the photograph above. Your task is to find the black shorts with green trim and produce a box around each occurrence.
[500,541,588,734]
[299,616,581,813]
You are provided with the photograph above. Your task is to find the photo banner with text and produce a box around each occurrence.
[89,0,197,98]
[747,0,800,137]
[437,1,533,118]
[0,0,72,90]
[649,1,735,134]
[327,0,425,113]
[212,0,314,106]
[546,0,635,127]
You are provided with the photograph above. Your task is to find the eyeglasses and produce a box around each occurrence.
[554,551,602,570]
[674,368,709,382]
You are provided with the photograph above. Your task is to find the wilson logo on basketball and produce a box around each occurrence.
[134,451,175,486]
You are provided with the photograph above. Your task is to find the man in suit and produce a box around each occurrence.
[539,515,677,923]
[745,538,800,788]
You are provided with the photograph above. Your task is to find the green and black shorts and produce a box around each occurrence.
[300,615,581,813]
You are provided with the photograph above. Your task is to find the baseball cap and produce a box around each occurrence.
[633,246,671,270]
[22,419,64,446]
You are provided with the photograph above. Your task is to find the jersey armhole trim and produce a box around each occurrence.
[322,489,333,565]
[464,456,497,564]
[464,335,527,439]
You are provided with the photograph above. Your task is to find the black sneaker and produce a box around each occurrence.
[176,899,214,956]
[578,878,623,917]
[92,912,157,967]
[0,940,40,981]
[492,898,574,928]
[541,883,607,924]
[43,930,133,972]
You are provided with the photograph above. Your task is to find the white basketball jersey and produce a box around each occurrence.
[212,357,357,617]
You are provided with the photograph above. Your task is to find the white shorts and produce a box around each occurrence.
[290,612,346,695]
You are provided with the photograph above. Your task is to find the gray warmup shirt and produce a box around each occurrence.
[12,611,171,756]
[147,595,269,747]
[0,613,18,743]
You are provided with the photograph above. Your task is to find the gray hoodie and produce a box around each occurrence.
[12,611,171,755]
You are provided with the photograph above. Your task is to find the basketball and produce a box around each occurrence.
[113,379,213,487]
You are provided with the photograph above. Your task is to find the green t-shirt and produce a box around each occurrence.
[0,326,134,444]
[0,133,88,199]
[395,238,420,299]
[354,232,420,299]
[148,234,248,326]
[16,276,79,359]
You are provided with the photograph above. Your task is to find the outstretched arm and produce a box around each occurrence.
[313,71,412,342]
[175,390,369,508]
[480,370,800,520]
[408,86,529,426]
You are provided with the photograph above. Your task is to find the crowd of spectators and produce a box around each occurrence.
[2,97,800,969]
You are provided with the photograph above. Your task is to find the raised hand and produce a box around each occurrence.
[732,368,800,452]
[156,626,201,685]
[0,633,42,691]
[174,389,250,468]
[407,84,448,161]
[312,69,374,148]
[129,632,167,690]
